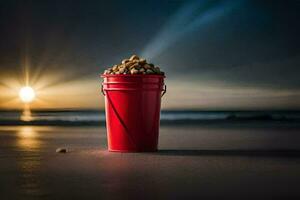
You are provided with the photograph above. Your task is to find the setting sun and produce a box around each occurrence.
[19,86,36,103]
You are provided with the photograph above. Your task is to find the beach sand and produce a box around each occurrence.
[1,125,300,199]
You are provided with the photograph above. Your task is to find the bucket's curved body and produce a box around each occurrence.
[101,74,165,152]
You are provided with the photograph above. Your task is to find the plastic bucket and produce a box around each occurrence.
[101,74,166,152]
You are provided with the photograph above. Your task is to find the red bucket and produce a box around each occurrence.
[101,74,166,152]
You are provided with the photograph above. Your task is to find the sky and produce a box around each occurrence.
[0,0,299,110]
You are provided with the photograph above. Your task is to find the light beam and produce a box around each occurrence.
[141,0,242,60]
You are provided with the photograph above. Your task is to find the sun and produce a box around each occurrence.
[19,86,36,103]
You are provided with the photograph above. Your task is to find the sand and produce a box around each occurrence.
[1,125,300,199]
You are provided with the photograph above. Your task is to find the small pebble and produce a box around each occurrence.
[56,148,67,153]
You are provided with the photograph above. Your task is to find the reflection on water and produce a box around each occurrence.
[17,126,40,150]
[21,107,33,122]
[16,126,45,196]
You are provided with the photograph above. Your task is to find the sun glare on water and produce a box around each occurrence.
[19,86,36,103]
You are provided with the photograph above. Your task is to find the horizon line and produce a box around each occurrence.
[0,108,300,112]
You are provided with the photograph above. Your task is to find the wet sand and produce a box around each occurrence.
[1,125,300,199]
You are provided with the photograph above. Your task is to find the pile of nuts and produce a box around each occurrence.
[103,55,164,75]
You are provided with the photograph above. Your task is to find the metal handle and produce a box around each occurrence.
[161,85,167,97]
[101,83,105,96]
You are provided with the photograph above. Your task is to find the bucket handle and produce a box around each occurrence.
[161,85,167,97]
[101,83,105,96]
[102,82,167,97]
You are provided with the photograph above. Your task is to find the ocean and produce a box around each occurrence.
[0,110,299,126]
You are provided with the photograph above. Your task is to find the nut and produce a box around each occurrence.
[138,58,146,65]
[121,59,129,64]
[112,65,118,71]
[146,69,154,74]
[103,55,164,75]
[130,69,139,74]
[144,64,151,69]
[153,66,161,73]
[119,68,125,74]
[129,55,139,61]
[130,63,139,69]
[125,61,134,67]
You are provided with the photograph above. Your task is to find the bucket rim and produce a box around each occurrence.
[101,74,165,78]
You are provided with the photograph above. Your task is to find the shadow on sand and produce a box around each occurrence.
[156,149,300,157]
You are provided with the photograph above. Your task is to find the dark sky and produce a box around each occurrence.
[0,0,299,109]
